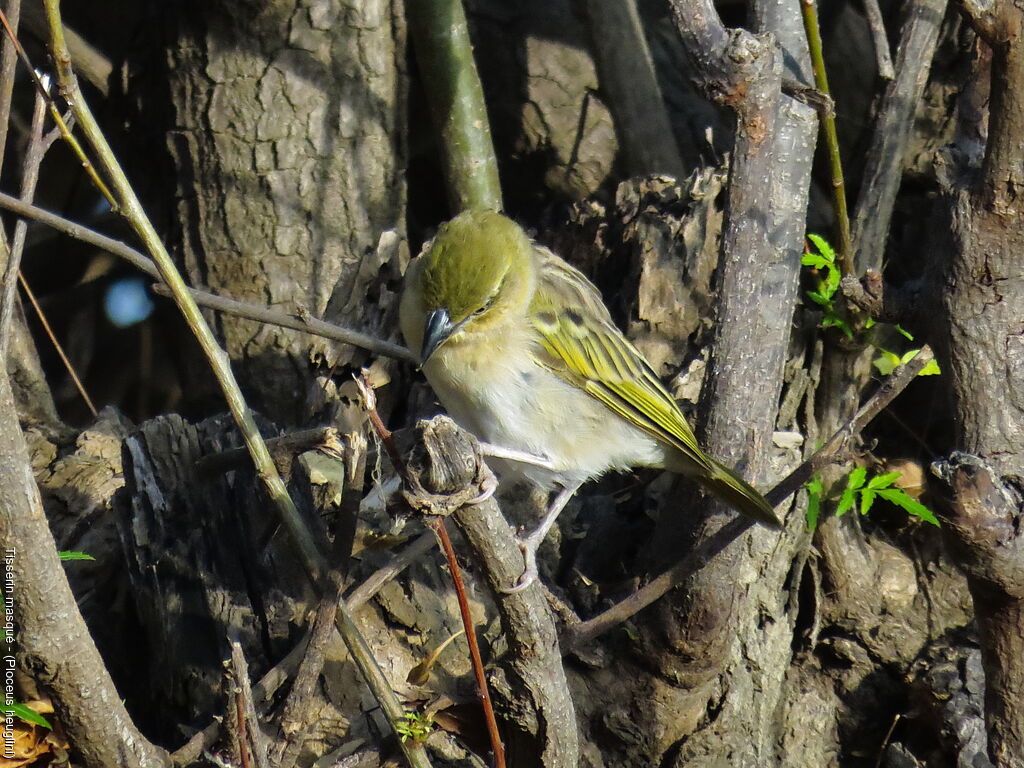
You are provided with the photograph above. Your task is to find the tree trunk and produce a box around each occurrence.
[161,0,407,424]
[934,5,1024,764]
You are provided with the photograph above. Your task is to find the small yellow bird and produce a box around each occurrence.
[401,210,781,588]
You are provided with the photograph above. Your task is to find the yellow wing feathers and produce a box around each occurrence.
[528,246,781,528]
[528,247,710,469]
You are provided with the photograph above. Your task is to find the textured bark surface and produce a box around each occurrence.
[408,417,579,768]
[162,0,406,423]
[6,0,1020,765]
[932,2,1024,764]
[0,368,170,768]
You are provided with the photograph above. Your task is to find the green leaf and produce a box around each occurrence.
[805,290,829,307]
[837,487,856,516]
[872,349,901,376]
[860,490,877,515]
[894,324,914,341]
[58,550,95,561]
[822,263,841,298]
[919,358,941,376]
[821,316,854,338]
[807,233,836,262]
[805,475,823,532]
[846,466,867,492]
[802,253,828,269]
[2,703,52,729]
[867,472,902,490]
[877,488,940,526]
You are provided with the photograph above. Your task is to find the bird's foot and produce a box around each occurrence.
[501,528,545,593]
[499,482,582,593]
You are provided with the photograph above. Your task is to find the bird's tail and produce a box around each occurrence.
[696,461,783,529]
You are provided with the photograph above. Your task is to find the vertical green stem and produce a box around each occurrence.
[408,0,503,213]
[801,0,855,277]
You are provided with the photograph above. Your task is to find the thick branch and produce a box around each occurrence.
[0,363,170,767]
[852,0,948,272]
[407,0,502,212]
[407,416,579,768]
[583,0,686,177]
[932,455,1024,765]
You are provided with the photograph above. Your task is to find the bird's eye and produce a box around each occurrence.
[473,295,496,316]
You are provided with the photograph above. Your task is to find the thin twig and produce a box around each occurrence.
[172,530,441,765]
[1,86,47,349]
[560,347,934,651]
[273,580,344,768]
[801,0,854,276]
[151,284,416,364]
[230,641,269,768]
[0,86,96,413]
[0,7,117,207]
[861,0,895,79]
[42,5,429,765]
[0,0,21,180]
[0,193,418,363]
[429,518,505,768]
[851,0,948,273]
[345,532,436,609]
[18,273,97,416]
[195,426,338,476]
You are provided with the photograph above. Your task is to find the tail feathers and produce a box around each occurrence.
[696,462,783,529]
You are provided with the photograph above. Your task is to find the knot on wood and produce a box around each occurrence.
[401,416,497,517]
[931,452,1024,598]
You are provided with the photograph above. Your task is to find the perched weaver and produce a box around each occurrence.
[400,210,781,589]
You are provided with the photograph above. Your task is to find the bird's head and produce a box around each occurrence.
[403,210,536,364]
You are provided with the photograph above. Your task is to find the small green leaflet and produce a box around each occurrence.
[805,474,824,532]
[2,703,52,729]
[818,467,940,527]
[877,488,940,526]
[802,234,853,337]
[837,466,866,516]
[58,550,95,561]
[873,348,941,377]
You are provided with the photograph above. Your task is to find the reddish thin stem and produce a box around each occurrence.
[235,687,251,768]
[429,517,506,768]
[358,374,505,767]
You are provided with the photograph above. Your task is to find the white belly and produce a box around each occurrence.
[421,332,668,489]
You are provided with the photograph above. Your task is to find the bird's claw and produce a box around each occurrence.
[500,529,542,593]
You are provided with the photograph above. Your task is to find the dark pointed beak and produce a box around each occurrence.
[420,308,455,364]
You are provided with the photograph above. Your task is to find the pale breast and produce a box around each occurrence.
[422,330,669,489]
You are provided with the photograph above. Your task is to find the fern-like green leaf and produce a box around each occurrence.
[866,472,902,490]
[58,550,95,561]
[877,488,940,526]
[847,466,867,491]
[860,490,877,515]
[805,475,823,532]
[3,703,52,729]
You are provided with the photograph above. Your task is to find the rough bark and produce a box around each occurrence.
[621,0,816,764]
[119,413,316,736]
[162,0,407,424]
[933,1,1024,764]
[406,416,579,768]
[0,365,169,768]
